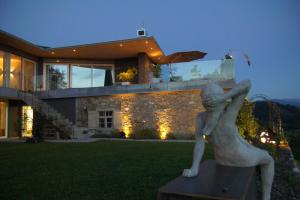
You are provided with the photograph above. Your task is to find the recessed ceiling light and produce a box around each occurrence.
[56,60,60,63]
[150,47,153,50]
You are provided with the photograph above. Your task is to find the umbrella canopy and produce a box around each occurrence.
[161,51,207,64]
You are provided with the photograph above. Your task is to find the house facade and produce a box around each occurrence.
[0,29,235,139]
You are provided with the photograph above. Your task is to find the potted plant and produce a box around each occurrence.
[152,64,161,83]
[117,67,137,85]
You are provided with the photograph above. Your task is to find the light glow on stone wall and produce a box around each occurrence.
[156,109,172,140]
[122,114,133,138]
[120,94,136,138]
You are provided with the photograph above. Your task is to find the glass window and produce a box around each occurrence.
[98,110,113,128]
[71,65,92,88]
[10,54,22,89]
[23,60,36,91]
[0,51,4,87]
[46,64,68,90]
[92,66,106,87]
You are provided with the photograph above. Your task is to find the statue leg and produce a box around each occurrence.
[259,154,274,200]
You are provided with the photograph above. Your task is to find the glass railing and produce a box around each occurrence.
[160,59,235,82]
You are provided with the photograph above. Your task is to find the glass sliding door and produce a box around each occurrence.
[46,64,69,90]
[71,65,92,88]
[0,51,4,87]
[0,101,7,138]
[10,54,22,89]
[23,59,36,91]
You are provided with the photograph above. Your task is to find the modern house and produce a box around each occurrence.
[0,29,235,140]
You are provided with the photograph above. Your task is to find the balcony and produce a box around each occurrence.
[0,58,236,100]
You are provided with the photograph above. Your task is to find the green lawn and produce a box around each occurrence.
[0,140,213,200]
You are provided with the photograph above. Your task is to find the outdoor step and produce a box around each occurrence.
[19,91,75,139]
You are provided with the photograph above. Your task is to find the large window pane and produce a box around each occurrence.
[0,51,4,87]
[24,60,36,91]
[92,66,106,87]
[46,64,68,90]
[71,65,92,88]
[10,54,22,89]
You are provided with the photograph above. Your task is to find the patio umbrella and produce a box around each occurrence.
[162,51,207,64]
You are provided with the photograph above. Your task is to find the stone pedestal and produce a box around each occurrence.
[158,160,257,200]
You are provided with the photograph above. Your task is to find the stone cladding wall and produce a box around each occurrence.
[76,90,205,138]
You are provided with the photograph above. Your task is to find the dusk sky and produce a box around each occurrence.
[1,0,299,99]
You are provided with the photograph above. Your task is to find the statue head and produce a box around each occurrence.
[201,83,226,135]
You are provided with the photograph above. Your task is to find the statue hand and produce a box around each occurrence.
[203,94,225,109]
[182,168,198,177]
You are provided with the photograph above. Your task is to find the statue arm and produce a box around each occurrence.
[223,80,251,101]
[182,112,206,177]
[224,80,251,121]
[202,80,251,110]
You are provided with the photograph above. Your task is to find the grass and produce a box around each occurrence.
[0,140,213,200]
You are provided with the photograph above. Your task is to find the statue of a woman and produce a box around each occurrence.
[182,80,274,200]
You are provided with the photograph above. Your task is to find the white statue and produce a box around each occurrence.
[182,80,274,200]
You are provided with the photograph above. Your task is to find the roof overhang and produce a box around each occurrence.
[0,29,206,64]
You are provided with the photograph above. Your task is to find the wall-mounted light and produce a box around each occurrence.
[83,106,87,111]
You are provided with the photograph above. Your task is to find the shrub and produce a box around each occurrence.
[131,129,160,139]
[110,130,126,138]
[165,132,177,140]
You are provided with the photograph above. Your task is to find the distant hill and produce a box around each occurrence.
[253,101,300,131]
[272,98,300,108]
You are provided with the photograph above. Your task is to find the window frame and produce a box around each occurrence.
[43,62,115,91]
[98,110,114,129]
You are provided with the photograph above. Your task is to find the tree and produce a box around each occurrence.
[236,100,260,143]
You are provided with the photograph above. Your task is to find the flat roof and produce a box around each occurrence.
[0,29,166,63]
[0,29,207,64]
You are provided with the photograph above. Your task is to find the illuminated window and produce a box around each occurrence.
[0,51,4,87]
[99,111,113,128]
[10,54,22,89]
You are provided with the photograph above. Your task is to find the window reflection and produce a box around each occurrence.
[23,60,36,91]
[46,64,68,90]
[71,65,92,88]
[46,64,112,90]
[161,59,235,82]
[92,66,106,87]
